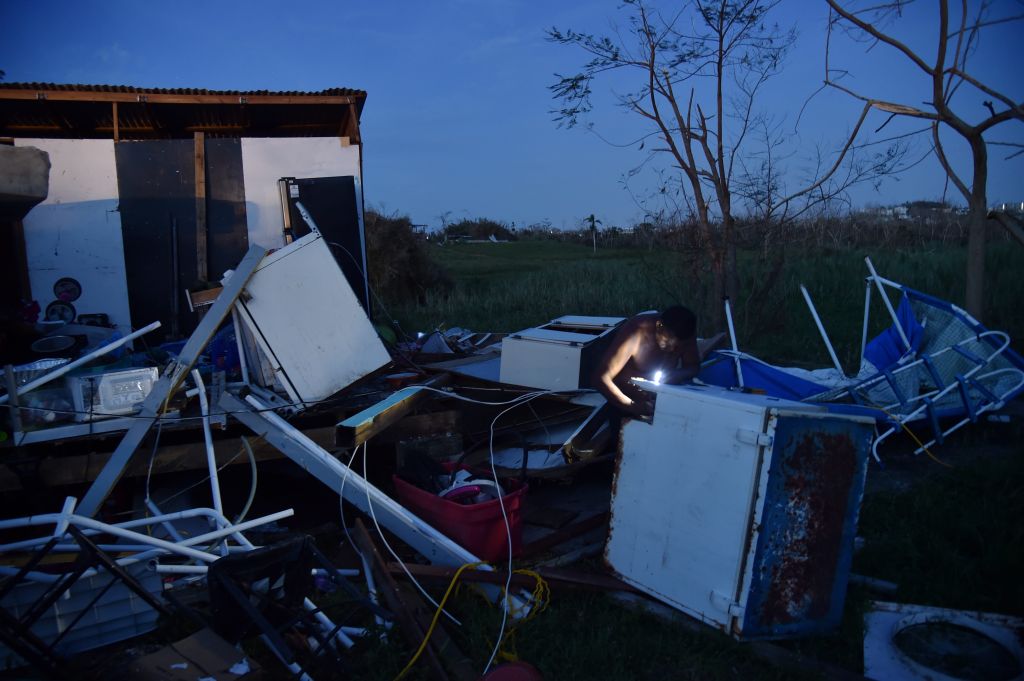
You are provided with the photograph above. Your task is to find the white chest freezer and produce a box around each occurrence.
[605,382,874,639]
[499,315,624,391]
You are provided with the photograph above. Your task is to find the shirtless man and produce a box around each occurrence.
[592,306,700,419]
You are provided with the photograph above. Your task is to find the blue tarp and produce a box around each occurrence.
[862,294,924,371]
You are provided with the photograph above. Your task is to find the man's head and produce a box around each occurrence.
[655,305,697,351]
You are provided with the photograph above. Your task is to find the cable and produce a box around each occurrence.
[362,441,462,626]
[482,392,551,674]
[392,561,488,681]
[234,436,258,523]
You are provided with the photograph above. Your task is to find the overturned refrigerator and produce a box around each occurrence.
[605,382,875,640]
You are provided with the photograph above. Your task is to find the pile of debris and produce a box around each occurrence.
[2,235,1021,679]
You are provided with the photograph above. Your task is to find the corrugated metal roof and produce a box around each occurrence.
[0,83,366,141]
[0,83,366,97]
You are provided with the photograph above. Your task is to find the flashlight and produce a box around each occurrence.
[653,370,663,385]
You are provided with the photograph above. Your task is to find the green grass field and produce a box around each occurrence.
[380,240,1023,369]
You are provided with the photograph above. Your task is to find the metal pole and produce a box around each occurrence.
[864,257,912,352]
[723,298,745,389]
[190,370,226,554]
[859,279,872,374]
[799,285,845,376]
[76,245,268,518]
[0,321,162,405]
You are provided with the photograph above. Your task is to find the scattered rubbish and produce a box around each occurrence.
[863,601,1024,681]
[131,628,261,680]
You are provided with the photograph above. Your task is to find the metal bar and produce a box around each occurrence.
[0,322,161,405]
[76,245,268,518]
[189,370,225,552]
[864,257,912,352]
[224,392,482,567]
[724,298,744,388]
[68,525,172,616]
[859,280,872,373]
[3,365,22,435]
[800,285,845,376]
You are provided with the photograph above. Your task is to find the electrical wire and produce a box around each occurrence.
[362,441,462,626]
[392,561,488,681]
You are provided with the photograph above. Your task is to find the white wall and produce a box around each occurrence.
[240,138,362,250]
[15,138,133,335]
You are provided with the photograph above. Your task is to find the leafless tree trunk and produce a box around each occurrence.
[825,0,1023,320]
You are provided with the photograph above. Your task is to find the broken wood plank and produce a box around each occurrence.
[194,131,207,282]
[352,519,449,681]
[335,373,450,448]
[519,512,609,558]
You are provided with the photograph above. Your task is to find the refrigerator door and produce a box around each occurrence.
[605,387,775,632]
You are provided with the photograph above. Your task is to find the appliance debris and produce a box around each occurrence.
[1,232,1021,678]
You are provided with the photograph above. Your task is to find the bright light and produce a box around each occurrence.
[416,332,425,339]
[653,370,663,385]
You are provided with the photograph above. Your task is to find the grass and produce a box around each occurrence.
[356,239,1024,679]
[380,240,1023,369]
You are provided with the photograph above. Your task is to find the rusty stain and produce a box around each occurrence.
[758,432,857,627]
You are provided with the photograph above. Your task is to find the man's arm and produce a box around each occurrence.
[592,331,646,415]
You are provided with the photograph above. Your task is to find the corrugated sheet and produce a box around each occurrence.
[0,83,366,97]
[0,83,365,140]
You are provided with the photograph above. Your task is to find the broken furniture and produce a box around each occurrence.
[700,257,1024,461]
[207,535,385,677]
[606,383,875,639]
[0,523,171,675]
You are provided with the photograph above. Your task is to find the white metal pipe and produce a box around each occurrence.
[0,506,233,552]
[53,496,76,538]
[145,498,185,543]
[231,307,251,386]
[0,509,291,560]
[190,369,226,555]
[723,298,744,389]
[859,280,873,374]
[0,321,162,405]
[239,394,530,620]
[800,285,845,377]
[864,257,912,352]
[360,552,386,628]
[311,568,361,578]
[304,598,356,649]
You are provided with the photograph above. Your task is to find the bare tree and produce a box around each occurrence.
[824,0,1023,319]
[549,0,901,327]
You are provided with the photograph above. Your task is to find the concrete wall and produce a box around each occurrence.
[240,138,362,250]
[14,138,134,335]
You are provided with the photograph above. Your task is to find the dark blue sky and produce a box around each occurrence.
[3,0,1021,230]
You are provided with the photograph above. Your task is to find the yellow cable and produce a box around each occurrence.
[393,561,488,681]
[392,564,551,680]
[868,398,952,468]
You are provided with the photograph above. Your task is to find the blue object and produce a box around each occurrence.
[740,413,873,639]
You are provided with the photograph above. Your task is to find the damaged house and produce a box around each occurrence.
[0,82,372,346]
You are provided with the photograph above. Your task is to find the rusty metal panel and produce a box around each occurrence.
[738,414,873,638]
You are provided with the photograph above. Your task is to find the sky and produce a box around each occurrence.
[2,0,1021,231]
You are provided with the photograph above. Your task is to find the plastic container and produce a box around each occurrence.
[393,468,527,562]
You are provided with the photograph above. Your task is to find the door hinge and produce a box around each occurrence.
[736,429,773,448]
[709,590,745,618]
